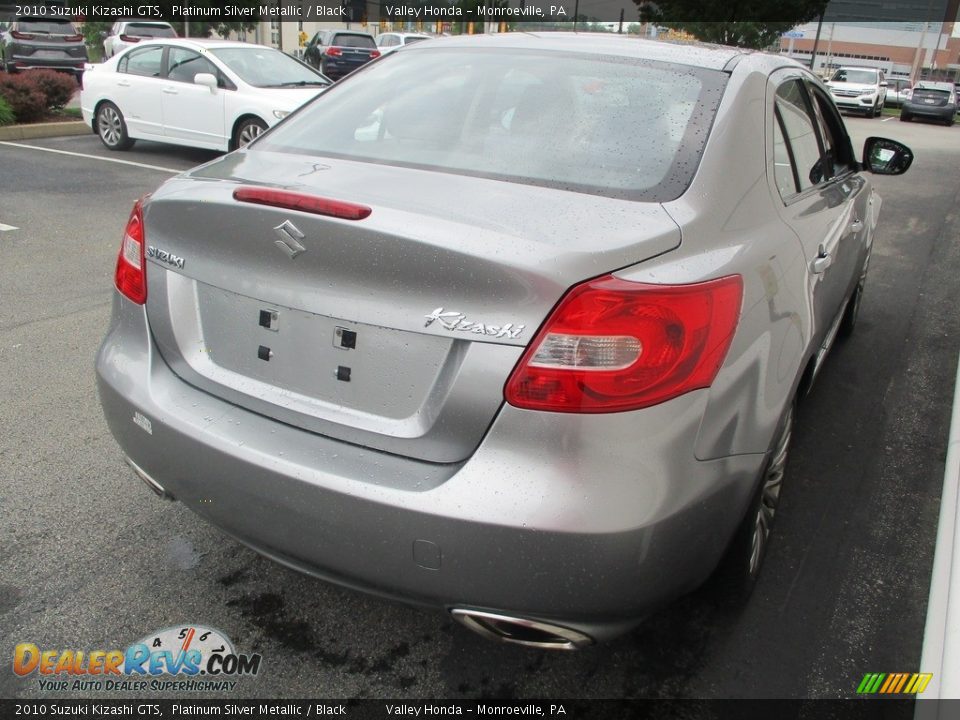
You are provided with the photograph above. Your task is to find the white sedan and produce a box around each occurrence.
[81,38,330,152]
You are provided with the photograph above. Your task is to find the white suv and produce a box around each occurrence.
[826,66,888,117]
[102,20,177,59]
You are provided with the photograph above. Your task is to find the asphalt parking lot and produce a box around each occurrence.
[1,115,959,701]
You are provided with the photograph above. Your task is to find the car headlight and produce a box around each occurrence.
[273,110,290,120]
[860,90,877,97]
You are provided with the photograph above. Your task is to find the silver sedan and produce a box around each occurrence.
[96,33,912,649]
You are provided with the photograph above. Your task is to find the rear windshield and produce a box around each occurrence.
[16,19,77,34]
[126,23,176,38]
[404,36,429,45]
[831,69,878,84]
[255,48,727,202]
[912,88,951,100]
[332,34,376,49]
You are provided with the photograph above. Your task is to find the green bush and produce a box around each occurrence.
[0,95,14,126]
[0,73,47,122]
[28,70,77,111]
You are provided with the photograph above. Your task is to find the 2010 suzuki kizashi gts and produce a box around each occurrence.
[96,33,912,649]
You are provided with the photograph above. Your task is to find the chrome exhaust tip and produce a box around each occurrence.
[125,457,175,501]
[450,609,593,650]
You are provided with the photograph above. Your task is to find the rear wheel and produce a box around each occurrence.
[96,102,135,151]
[712,403,794,606]
[900,112,911,122]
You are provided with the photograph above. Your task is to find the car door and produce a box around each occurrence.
[160,46,226,149]
[114,44,165,138]
[769,70,870,361]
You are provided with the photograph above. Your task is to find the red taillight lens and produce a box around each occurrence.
[504,274,743,413]
[11,31,35,40]
[325,46,342,57]
[64,34,83,42]
[233,187,372,221]
[369,50,381,59]
[114,198,147,304]
[119,34,141,43]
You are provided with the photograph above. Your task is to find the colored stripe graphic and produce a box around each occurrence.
[857,672,932,694]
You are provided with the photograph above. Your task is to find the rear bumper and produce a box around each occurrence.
[902,103,956,120]
[9,50,86,74]
[96,294,764,638]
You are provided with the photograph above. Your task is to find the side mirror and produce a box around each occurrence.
[194,73,218,92]
[880,81,888,87]
[862,137,913,175]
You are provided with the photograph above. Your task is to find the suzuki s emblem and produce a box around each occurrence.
[274,220,307,259]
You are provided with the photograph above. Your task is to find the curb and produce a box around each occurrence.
[916,350,960,709]
[0,120,89,141]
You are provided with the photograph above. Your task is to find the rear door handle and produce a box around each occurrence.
[847,218,864,233]
[162,87,178,95]
[117,80,130,87]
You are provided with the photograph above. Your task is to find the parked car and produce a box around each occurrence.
[80,38,330,152]
[826,65,888,117]
[900,81,957,126]
[303,30,379,80]
[884,78,912,107]
[376,32,432,55]
[0,16,87,83]
[102,20,177,59]
[96,33,912,649]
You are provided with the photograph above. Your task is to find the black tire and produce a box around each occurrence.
[874,101,882,117]
[711,403,794,606]
[900,112,911,122]
[95,102,135,151]
[233,117,267,149]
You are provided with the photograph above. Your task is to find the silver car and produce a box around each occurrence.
[96,34,912,649]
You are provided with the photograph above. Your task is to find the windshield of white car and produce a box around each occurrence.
[255,48,728,202]
[831,69,878,84]
[210,47,329,88]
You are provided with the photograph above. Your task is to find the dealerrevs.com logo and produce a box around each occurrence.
[13,624,262,693]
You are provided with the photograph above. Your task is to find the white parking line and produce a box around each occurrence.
[0,223,19,232]
[0,141,180,173]
[883,116,896,122]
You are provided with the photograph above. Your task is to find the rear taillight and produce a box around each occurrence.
[11,31,35,40]
[325,46,342,57]
[119,34,141,43]
[114,198,147,304]
[369,50,381,59]
[504,275,743,413]
[233,187,372,221]
[64,34,83,42]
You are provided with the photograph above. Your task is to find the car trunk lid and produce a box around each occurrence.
[142,150,681,462]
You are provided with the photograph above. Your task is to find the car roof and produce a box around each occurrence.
[915,81,954,91]
[120,37,271,51]
[403,32,752,71]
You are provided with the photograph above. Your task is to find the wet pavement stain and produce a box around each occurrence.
[225,592,318,653]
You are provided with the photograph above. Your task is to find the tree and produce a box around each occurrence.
[635,0,827,49]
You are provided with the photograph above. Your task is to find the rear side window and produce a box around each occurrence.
[775,80,822,194]
[121,45,164,78]
[257,48,727,202]
[332,34,376,48]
